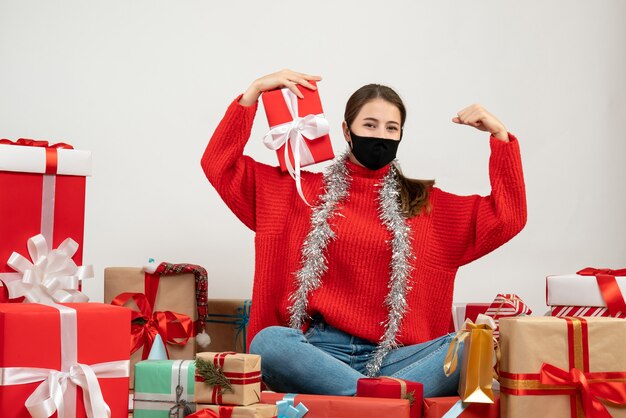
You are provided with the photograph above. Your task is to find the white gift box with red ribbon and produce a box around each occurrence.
[547,268,626,318]
[0,142,91,176]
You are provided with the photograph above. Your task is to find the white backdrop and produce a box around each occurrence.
[1,0,624,316]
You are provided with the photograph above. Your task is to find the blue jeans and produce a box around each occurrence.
[249,315,461,397]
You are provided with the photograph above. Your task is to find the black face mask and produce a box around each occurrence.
[348,129,401,170]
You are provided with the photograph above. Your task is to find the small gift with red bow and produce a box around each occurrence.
[194,352,261,406]
[261,80,334,204]
[0,138,91,298]
[499,316,626,418]
[547,267,626,318]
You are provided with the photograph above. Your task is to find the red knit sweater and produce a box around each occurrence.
[202,95,527,349]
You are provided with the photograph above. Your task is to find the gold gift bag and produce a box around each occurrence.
[444,314,497,403]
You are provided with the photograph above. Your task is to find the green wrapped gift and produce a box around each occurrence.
[134,359,196,418]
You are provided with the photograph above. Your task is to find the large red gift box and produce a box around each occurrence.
[0,139,91,288]
[261,81,334,173]
[0,303,131,417]
[423,395,500,418]
[260,391,410,418]
[356,377,423,418]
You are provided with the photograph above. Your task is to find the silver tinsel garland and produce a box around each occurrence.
[287,151,414,377]
[288,152,351,329]
[366,163,415,377]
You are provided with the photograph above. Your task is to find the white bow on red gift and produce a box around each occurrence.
[262,88,330,205]
[4,234,93,304]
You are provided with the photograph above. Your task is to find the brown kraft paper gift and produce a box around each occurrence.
[499,316,626,418]
[200,299,251,354]
[104,266,198,388]
[194,352,261,406]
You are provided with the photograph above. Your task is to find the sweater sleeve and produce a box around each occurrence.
[431,133,527,268]
[201,95,261,231]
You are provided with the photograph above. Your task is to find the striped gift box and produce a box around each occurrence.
[484,294,532,337]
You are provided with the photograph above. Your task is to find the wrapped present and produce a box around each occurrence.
[194,352,261,406]
[452,295,531,338]
[261,80,334,203]
[451,303,490,332]
[423,395,500,418]
[202,299,251,354]
[261,392,411,418]
[196,403,277,418]
[547,268,626,317]
[134,359,196,418]
[499,316,626,418]
[356,377,423,418]
[105,262,208,388]
[0,302,130,418]
[484,294,532,338]
[444,315,497,403]
[0,138,91,295]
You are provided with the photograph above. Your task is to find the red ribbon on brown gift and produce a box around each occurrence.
[111,291,193,359]
[500,317,626,418]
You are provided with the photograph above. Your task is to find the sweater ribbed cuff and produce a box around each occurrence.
[233,93,259,110]
[489,131,518,146]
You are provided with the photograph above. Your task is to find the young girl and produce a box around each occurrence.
[201,69,526,397]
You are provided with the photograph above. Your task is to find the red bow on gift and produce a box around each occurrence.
[577,267,626,316]
[111,292,193,359]
[540,363,626,418]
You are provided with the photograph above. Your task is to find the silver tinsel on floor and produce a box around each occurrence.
[287,152,414,376]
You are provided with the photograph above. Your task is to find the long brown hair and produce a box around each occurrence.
[344,84,434,218]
